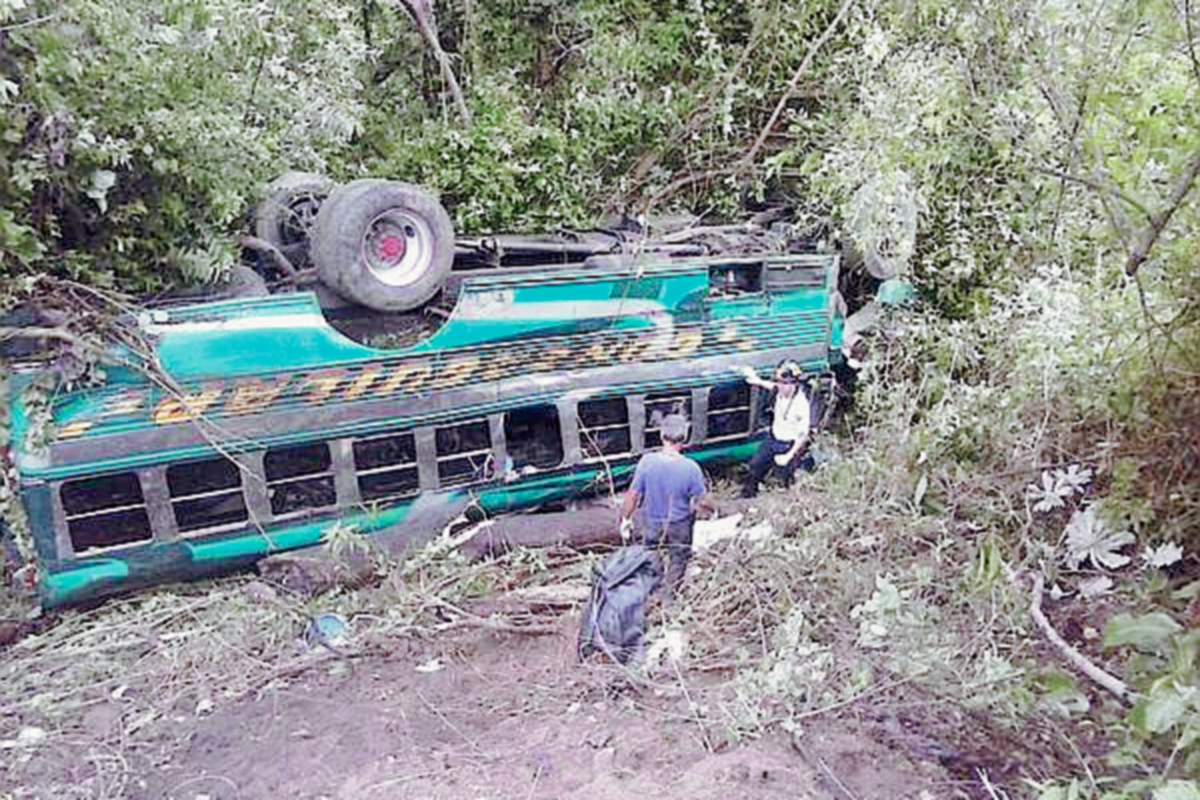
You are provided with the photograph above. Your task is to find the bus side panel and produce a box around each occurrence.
[20,482,57,564]
[40,541,263,609]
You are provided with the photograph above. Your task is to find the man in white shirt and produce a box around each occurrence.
[738,360,811,498]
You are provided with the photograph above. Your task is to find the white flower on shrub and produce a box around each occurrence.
[1062,507,1134,570]
[1143,542,1184,570]
[1027,464,1093,513]
[1078,575,1113,599]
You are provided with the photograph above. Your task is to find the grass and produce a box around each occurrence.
[0,454,1194,797]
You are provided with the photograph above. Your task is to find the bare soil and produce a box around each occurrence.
[5,608,962,799]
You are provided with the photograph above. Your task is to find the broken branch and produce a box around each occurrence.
[397,0,471,125]
[1125,148,1200,276]
[236,233,298,278]
[738,0,855,173]
[1028,573,1131,704]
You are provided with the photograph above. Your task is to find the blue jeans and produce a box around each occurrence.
[742,436,806,497]
[638,515,694,587]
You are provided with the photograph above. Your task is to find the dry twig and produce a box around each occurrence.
[1026,573,1131,704]
[738,0,855,173]
[398,0,471,125]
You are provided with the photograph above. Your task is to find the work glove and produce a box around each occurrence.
[774,451,793,467]
[619,517,634,542]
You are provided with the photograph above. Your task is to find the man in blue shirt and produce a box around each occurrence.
[619,414,713,590]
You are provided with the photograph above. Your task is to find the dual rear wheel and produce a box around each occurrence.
[255,174,454,312]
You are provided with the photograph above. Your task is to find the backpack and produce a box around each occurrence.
[577,545,663,664]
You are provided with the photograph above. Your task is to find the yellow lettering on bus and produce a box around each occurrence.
[153,385,225,425]
[304,371,344,405]
[102,391,146,417]
[479,352,516,383]
[56,421,94,440]
[585,340,611,367]
[375,362,433,397]
[342,369,380,401]
[225,377,289,415]
[616,336,649,364]
[440,356,480,388]
[669,329,703,357]
[540,346,572,372]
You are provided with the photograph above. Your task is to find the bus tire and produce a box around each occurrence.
[312,179,454,312]
[254,172,335,266]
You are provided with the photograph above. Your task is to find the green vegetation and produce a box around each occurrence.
[1,0,1197,795]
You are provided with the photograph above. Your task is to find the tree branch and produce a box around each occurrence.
[1034,166,1150,218]
[236,234,298,278]
[1185,0,1200,87]
[1027,573,1132,705]
[1125,148,1200,276]
[0,326,99,347]
[637,167,734,216]
[737,0,855,174]
[397,0,471,125]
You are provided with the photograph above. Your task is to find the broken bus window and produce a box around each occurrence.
[505,405,563,470]
[435,419,492,486]
[354,431,420,502]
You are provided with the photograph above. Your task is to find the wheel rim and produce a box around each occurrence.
[280,194,323,246]
[360,209,437,288]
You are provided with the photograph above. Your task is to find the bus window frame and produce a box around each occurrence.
[352,429,420,505]
[705,381,754,443]
[165,455,251,538]
[502,404,565,472]
[55,470,156,557]
[575,395,636,464]
[263,441,338,521]
[433,416,494,488]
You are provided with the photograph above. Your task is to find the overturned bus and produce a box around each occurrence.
[5,177,886,608]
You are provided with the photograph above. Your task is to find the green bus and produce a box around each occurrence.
[5,179,870,608]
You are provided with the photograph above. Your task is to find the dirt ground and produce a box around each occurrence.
[4,607,961,799]
[149,623,951,800]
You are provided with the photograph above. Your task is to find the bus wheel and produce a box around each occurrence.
[312,179,454,312]
[255,172,334,268]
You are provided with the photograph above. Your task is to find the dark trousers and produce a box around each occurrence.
[639,516,695,588]
[742,436,804,497]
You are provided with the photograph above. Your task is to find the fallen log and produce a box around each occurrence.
[457,497,756,560]
[458,503,623,560]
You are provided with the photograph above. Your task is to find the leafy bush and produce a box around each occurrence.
[1,0,369,286]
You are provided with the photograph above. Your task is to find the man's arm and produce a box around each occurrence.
[775,438,807,466]
[621,488,641,522]
[737,365,775,390]
[687,464,716,518]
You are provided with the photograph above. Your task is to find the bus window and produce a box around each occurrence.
[435,419,492,486]
[167,457,248,534]
[707,382,752,441]
[644,391,692,448]
[354,431,420,502]
[710,263,764,296]
[60,473,153,553]
[578,398,631,460]
[264,442,336,517]
[505,405,563,470]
